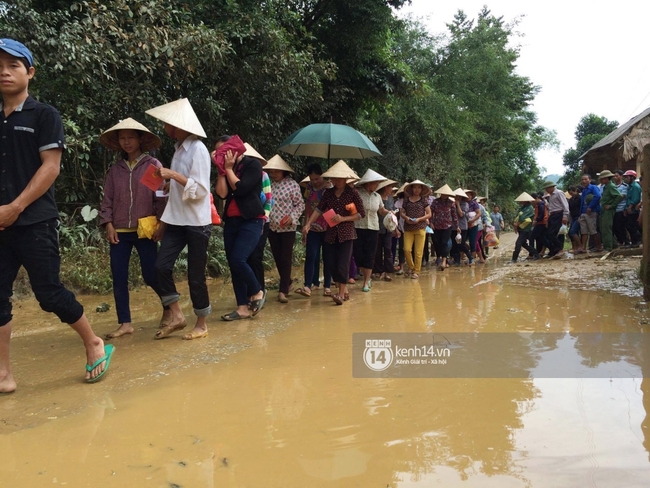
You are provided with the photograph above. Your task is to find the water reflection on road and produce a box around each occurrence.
[1,262,650,487]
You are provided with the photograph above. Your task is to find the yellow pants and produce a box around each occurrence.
[404,229,426,273]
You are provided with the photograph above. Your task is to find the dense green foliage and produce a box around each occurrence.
[2,0,556,287]
[560,114,619,187]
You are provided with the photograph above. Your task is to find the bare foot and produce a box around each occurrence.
[154,316,187,339]
[85,338,107,381]
[159,309,173,329]
[105,323,134,339]
[0,371,17,394]
[182,327,208,340]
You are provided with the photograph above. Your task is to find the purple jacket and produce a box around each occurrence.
[99,155,166,229]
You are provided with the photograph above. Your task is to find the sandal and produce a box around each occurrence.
[249,289,267,316]
[347,278,356,284]
[362,285,370,292]
[221,310,251,321]
[332,294,344,305]
[343,293,350,301]
[295,287,312,298]
[411,273,419,279]
[323,288,332,297]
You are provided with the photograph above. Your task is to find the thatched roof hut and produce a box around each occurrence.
[581,106,650,176]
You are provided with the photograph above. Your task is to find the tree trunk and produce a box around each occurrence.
[642,145,650,299]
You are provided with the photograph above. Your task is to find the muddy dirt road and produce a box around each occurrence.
[1,233,649,487]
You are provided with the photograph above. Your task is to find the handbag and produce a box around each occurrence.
[137,216,159,239]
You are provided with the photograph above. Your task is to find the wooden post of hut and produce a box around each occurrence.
[643,145,650,300]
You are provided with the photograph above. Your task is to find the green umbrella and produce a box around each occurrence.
[278,123,382,159]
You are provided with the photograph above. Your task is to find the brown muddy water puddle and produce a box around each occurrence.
[2,252,650,487]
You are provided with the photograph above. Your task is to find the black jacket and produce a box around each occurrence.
[224,156,264,219]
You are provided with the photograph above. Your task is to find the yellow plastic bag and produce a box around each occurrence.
[137,216,159,239]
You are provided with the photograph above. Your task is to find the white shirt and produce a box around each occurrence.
[161,136,211,226]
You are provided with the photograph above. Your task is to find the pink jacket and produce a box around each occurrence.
[99,155,166,229]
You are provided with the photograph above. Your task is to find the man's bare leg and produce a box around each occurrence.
[0,322,16,393]
[68,314,108,381]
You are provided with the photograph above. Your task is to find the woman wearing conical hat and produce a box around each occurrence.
[265,155,305,303]
[302,160,366,305]
[464,189,482,264]
[399,180,432,279]
[145,98,213,340]
[449,188,474,266]
[296,163,333,298]
[373,179,398,282]
[98,118,169,340]
[430,184,460,271]
[392,183,407,275]
[352,169,391,291]
[511,192,540,263]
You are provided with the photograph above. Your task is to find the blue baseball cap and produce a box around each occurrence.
[0,39,34,67]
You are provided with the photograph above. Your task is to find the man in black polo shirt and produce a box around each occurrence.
[0,39,114,392]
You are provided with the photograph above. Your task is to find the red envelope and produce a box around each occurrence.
[323,209,339,227]
[140,164,163,192]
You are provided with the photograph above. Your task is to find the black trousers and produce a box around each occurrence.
[268,230,296,294]
[324,239,354,284]
[512,230,536,261]
[531,224,547,254]
[0,219,84,326]
[613,211,629,245]
[432,228,452,258]
[373,231,394,274]
[546,212,564,256]
[625,213,642,245]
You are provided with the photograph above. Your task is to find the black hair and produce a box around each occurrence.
[306,163,323,175]
[582,173,591,179]
[215,134,231,144]
[18,58,30,73]
[614,169,624,176]
[568,185,580,193]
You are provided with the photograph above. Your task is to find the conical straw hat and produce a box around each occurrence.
[355,169,387,187]
[244,143,268,166]
[300,175,310,188]
[377,179,397,191]
[322,160,358,179]
[514,192,535,202]
[99,118,161,152]
[265,154,294,173]
[434,184,456,197]
[454,187,468,199]
[404,180,432,198]
[145,98,207,138]
[395,182,408,196]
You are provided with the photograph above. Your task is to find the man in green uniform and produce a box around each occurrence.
[598,170,623,252]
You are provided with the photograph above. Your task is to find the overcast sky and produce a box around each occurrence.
[398,0,650,177]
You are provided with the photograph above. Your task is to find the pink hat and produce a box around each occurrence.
[624,170,637,178]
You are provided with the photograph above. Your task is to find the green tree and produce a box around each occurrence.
[2,0,328,209]
[560,114,619,186]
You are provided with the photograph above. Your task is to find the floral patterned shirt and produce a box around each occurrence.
[269,177,305,232]
[303,181,331,232]
[430,197,459,230]
[317,186,366,244]
[402,197,430,232]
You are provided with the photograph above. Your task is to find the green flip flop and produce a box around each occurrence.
[86,344,115,383]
